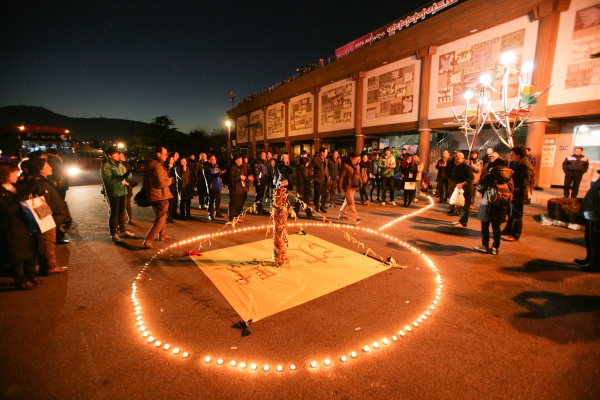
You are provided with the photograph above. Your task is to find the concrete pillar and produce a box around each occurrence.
[352,71,366,153]
[416,46,437,172]
[313,87,321,152]
[283,99,290,156]
[526,1,570,187]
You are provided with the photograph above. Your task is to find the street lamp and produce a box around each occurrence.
[225,120,232,160]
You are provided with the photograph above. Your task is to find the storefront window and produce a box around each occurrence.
[574,125,600,161]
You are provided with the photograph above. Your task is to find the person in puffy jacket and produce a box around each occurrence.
[203,154,225,221]
[27,158,70,275]
[142,146,174,248]
[562,147,589,198]
[101,147,136,242]
[474,157,514,255]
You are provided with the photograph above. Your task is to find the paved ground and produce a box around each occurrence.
[1,183,599,400]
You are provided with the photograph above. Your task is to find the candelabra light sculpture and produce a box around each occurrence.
[448,51,553,152]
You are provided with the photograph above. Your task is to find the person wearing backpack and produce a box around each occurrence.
[474,157,514,255]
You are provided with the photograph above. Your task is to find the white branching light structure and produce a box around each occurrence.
[450,51,552,152]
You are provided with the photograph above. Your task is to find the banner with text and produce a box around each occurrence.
[335,0,462,59]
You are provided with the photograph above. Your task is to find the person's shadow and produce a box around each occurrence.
[511,291,600,343]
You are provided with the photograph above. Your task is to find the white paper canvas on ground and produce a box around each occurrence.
[191,233,390,321]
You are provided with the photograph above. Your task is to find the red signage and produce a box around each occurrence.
[335,0,462,59]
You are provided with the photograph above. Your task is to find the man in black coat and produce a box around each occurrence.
[195,153,209,209]
[227,154,247,222]
[575,170,600,271]
[502,145,534,242]
[327,150,340,207]
[308,147,330,213]
[252,151,269,215]
[562,147,589,198]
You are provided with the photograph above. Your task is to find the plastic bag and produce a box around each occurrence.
[449,186,465,206]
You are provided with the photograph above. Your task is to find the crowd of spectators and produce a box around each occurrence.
[1,149,71,290]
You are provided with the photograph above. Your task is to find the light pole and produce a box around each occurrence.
[225,120,232,161]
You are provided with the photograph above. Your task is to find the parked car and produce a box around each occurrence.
[135,160,147,172]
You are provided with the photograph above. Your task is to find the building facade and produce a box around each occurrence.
[227,0,600,190]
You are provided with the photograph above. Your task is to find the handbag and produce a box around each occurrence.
[134,188,151,207]
[20,195,56,234]
[449,186,465,206]
[404,181,416,191]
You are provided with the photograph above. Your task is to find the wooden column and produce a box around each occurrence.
[284,99,291,155]
[353,71,366,153]
[262,106,269,153]
[416,46,437,172]
[313,87,321,151]
[526,0,570,187]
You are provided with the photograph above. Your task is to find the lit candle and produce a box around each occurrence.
[351,351,357,358]
[182,352,189,358]
[310,361,317,368]
[277,365,283,372]
[250,363,256,370]
[363,346,370,352]
[173,348,180,354]
[373,342,379,349]
[154,341,161,347]
[324,359,331,366]
[230,360,237,367]
[290,365,296,371]
[204,356,211,363]
[263,365,269,372]
[340,356,347,362]
[217,359,224,365]
[239,362,246,368]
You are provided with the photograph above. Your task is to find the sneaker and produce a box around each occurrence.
[128,220,136,225]
[329,203,335,208]
[490,247,499,255]
[120,231,135,237]
[364,200,370,206]
[391,201,397,206]
[338,214,347,220]
[413,198,418,203]
[112,234,121,242]
[446,210,455,215]
[47,266,68,274]
[353,219,362,225]
[451,221,466,228]
[473,245,489,253]
[381,201,385,206]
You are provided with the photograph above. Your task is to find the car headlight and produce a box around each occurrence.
[67,166,80,176]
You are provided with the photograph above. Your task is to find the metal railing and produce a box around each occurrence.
[429,132,459,166]
[236,56,337,106]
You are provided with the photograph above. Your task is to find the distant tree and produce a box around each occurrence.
[128,115,186,160]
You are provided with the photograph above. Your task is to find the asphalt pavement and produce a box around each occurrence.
[1,184,599,400]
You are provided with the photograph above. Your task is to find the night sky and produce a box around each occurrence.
[1,0,425,133]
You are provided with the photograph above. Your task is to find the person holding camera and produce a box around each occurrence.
[101,147,136,243]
